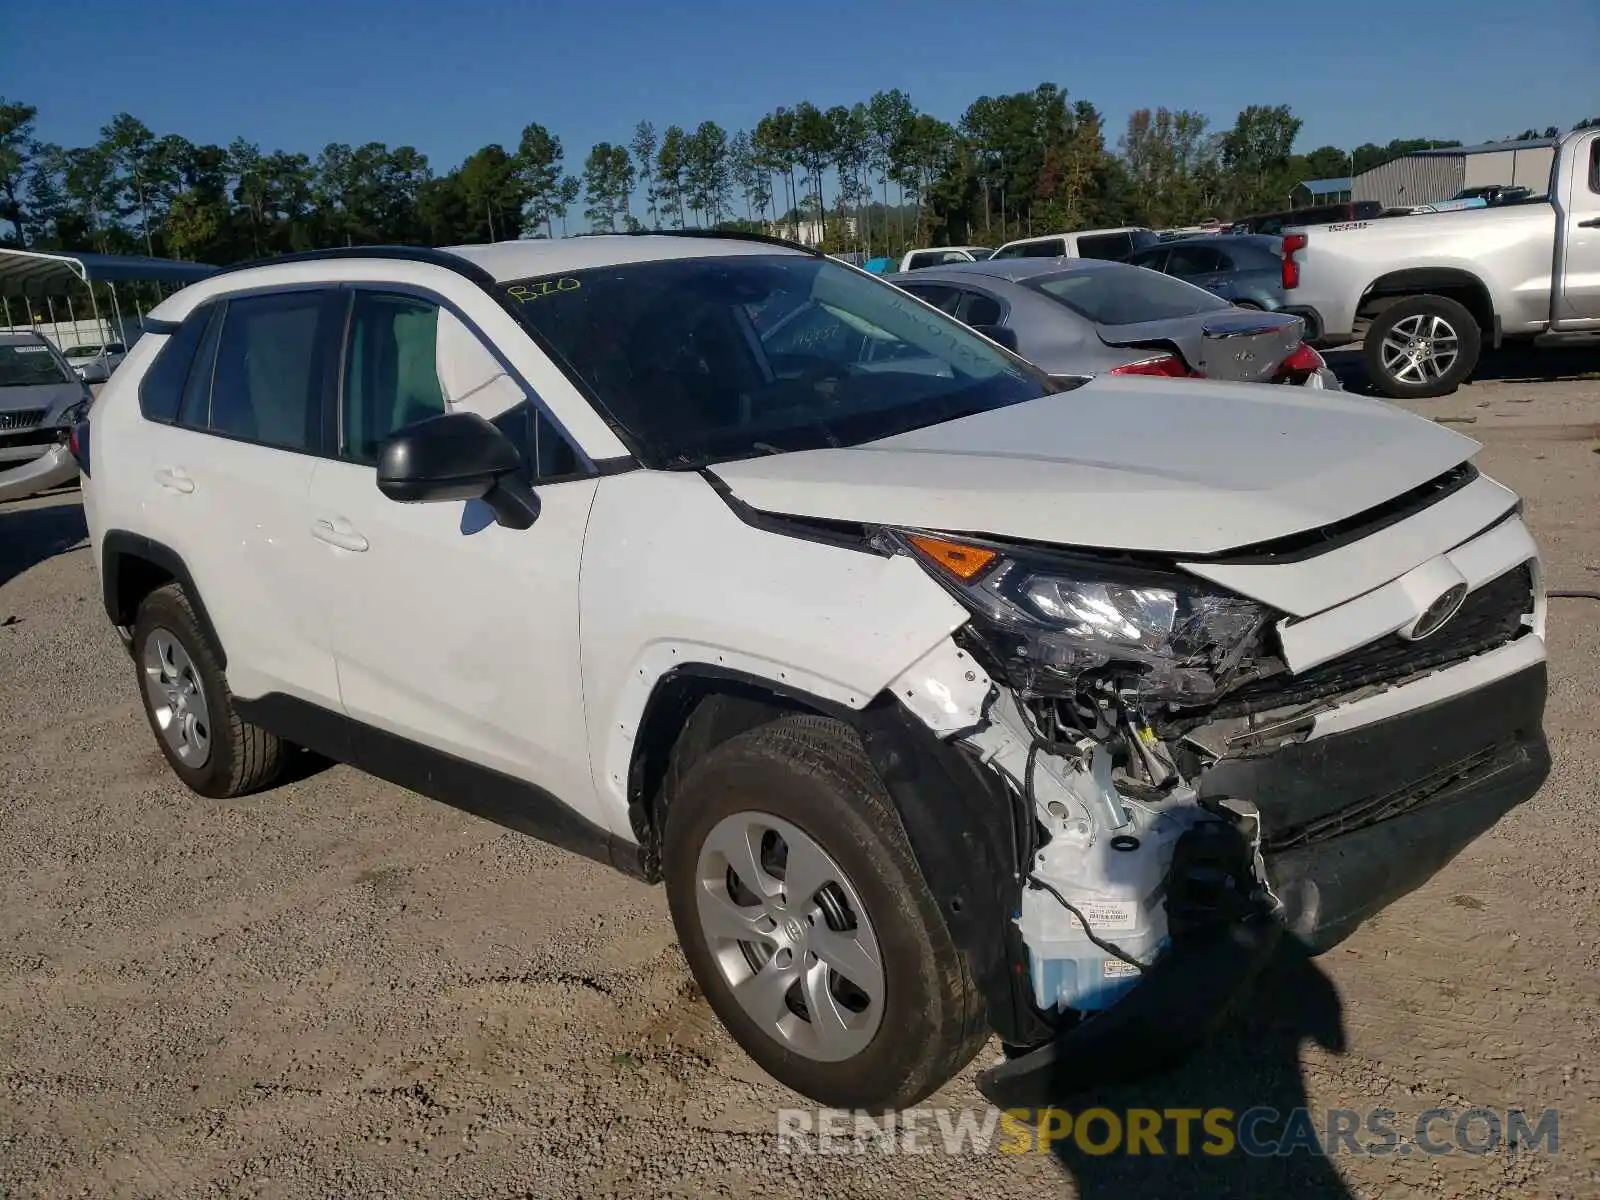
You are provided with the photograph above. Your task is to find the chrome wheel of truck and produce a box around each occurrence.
[1364,295,1481,399]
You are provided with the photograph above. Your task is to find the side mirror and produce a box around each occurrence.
[376,410,540,529]
[971,323,1020,353]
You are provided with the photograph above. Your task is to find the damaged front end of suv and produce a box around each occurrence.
[856,514,1550,1108]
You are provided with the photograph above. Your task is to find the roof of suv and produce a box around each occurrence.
[145,233,817,324]
[443,233,811,281]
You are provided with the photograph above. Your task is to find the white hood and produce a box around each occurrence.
[711,376,1480,555]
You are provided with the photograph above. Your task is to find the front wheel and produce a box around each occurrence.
[661,714,988,1109]
[1363,295,1481,398]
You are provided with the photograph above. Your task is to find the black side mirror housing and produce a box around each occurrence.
[376,410,540,529]
[970,323,1020,353]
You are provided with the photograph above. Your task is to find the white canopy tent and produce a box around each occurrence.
[0,248,217,350]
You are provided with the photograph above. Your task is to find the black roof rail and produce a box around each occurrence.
[572,227,823,257]
[206,244,495,286]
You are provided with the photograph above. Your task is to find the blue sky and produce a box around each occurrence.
[6,0,1595,182]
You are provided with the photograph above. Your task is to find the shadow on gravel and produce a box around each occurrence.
[1043,940,1355,1199]
[1324,343,1600,396]
[0,499,87,590]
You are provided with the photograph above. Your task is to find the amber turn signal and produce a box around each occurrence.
[906,534,997,581]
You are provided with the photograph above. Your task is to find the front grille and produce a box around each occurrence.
[0,408,46,432]
[1213,562,1534,719]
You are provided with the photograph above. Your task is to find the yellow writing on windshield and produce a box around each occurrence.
[509,277,581,302]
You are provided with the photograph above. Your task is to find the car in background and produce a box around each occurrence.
[898,246,995,271]
[990,227,1158,262]
[63,341,128,383]
[1125,235,1325,336]
[888,257,1337,387]
[0,331,92,502]
[1452,184,1535,207]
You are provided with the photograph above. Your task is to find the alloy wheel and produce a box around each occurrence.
[1380,312,1460,386]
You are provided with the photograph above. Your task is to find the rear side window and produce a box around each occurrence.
[1075,232,1135,261]
[994,238,1066,259]
[1165,245,1224,275]
[1030,265,1231,325]
[208,291,336,452]
[904,252,941,270]
[957,290,1004,327]
[138,308,211,422]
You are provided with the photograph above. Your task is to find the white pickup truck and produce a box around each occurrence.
[1283,127,1599,397]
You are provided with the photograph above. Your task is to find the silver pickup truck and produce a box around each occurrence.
[1283,127,1599,397]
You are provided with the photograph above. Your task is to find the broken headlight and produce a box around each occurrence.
[893,531,1270,703]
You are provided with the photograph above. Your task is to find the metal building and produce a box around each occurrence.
[1353,139,1557,209]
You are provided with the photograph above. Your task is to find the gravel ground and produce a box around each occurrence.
[2,348,1598,1198]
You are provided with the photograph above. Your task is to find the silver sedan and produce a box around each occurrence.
[888,257,1340,388]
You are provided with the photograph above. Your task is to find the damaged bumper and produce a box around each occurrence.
[972,661,1549,1107]
[870,619,1548,1106]
[0,443,79,503]
[1208,661,1550,951]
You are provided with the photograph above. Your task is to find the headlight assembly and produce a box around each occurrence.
[894,531,1270,703]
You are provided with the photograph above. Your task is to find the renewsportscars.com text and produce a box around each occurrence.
[776,1106,1559,1158]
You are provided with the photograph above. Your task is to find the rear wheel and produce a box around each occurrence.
[133,583,287,798]
[1363,295,1481,398]
[662,714,988,1109]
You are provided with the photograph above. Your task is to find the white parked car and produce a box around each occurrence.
[79,233,1551,1111]
[898,245,995,271]
[992,226,1159,262]
[63,341,127,383]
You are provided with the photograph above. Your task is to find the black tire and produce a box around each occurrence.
[661,714,988,1109]
[132,583,286,798]
[1362,294,1481,399]
[1232,299,1264,310]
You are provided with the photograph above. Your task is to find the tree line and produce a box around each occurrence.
[1,92,1592,268]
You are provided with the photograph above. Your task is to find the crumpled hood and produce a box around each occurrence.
[710,376,1480,555]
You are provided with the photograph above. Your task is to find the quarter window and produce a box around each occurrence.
[492,403,583,483]
[138,307,210,422]
[208,291,333,452]
[899,283,962,315]
[177,304,224,428]
[341,293,448,464]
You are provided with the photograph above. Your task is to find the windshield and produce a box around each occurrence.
[0,342,71,387]
[504,253,1049,466]
[967,248,996,260]
[1029,265,1232,325]
[64,345,100,359]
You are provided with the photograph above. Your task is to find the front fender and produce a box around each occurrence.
[579,470,970,838]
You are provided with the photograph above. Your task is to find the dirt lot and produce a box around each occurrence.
[2,349,1598,1199]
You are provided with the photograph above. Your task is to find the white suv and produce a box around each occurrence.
[80,233,1551,1111]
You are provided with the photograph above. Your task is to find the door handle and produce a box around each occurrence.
[154,467,195,494]
[1578,218,1600,228]
[311,517,369,553]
